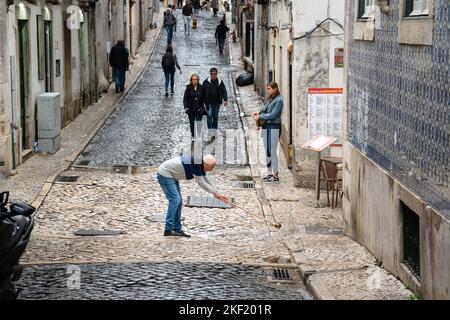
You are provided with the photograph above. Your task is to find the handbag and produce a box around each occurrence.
[255,101,270,127]
[256,118,266,127]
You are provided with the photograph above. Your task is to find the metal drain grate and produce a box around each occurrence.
[271,269,293,281]
[234,181,255,189]
[185,196,234,209]
[56,176,79,182]
[77,160,91,166]
[235,175,254,181]
[73,229,125,236]
[305,225,344,235]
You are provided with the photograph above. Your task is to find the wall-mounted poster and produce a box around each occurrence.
[307,88,343,145]
[335,48,344,68]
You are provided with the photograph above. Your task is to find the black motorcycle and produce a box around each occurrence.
[0,189,35,299]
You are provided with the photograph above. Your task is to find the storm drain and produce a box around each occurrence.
[305,225,344,235]
[185,196,234,209]
[73,229,125,236]
[234,181,255,189]
[56,176,79,183]
[269,269,294,283]
[235,175,254,181]
[77,160,91,166]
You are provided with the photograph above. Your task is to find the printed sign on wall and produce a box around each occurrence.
[308,88,343,145]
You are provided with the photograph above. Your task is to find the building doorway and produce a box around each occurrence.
[18,19,30,150]
[44,20,53,92]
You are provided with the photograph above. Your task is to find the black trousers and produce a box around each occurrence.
[188,113,203,137]
[218,37,226,53]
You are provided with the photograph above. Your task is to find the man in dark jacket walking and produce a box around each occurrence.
[215,20,230,55]
[202,67,228,141]
[182,1,193,35]
[109,40,129,93]
[164,9,177,45]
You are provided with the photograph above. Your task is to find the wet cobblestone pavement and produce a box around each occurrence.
[16,10,311,300]
[18,262,309,300]
[77,11,243,167]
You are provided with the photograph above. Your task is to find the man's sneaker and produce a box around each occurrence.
[163,230,191,237]
[262,175,273,181]
[165,92,169,97]
[164,230,177,236]
[266,176,279,182]
[170,91,174,96]
[175,230,191,238]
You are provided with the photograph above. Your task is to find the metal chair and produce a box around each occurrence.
[320,158,343,209]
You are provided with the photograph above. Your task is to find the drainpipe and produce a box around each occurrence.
[9,56,16,170]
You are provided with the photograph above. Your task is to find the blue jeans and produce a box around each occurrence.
[113,67,126,91]
[157,174,183,232]
[166,25,174,44]
[207,104,220,131]
[262,124,281,175]
[164,69,176,93]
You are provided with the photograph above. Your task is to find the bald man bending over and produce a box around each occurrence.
[157,154,228,237]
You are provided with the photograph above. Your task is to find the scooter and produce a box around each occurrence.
[0,187,35,300]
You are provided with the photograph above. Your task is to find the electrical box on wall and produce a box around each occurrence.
[37,93,61,153]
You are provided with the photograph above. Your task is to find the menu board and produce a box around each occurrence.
[308,88,343,144]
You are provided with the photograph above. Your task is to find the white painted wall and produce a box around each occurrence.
[290,0,345,184]
[52,5,64,108]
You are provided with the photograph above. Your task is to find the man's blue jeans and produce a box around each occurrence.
[166,25,174,44]
[113,67,126,91]
[164,69,176,93]
[207,104,220,131]
[157,174,183,232]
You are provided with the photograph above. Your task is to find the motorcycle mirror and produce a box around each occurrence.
[0,191,9,209]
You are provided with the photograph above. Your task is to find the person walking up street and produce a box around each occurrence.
[161,45,182,97]
[109,40,129,93]
[193,0,200,14]
[182,1,193,35]
[157,154,228,237]
[252,81,284,182]
[202,67,228,141]
[183,74,206,139]
[211,0,219,16]
[164,8,177,45]
[215,20,230,55]
[177,0,184,9]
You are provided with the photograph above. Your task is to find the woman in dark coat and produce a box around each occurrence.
[183,74,206,139]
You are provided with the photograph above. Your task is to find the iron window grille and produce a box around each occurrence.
[402,201,421,279]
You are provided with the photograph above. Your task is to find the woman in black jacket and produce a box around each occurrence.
[183,74,206,139]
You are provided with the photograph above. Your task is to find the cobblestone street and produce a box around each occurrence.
[16,9,311,300]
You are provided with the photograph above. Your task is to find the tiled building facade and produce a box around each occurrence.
[344,0,450,299]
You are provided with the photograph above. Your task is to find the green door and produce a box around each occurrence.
[18,19,30,150]
[44,20,53,92]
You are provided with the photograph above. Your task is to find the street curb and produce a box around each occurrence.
[31,24,163,210]
[287,248,336,300]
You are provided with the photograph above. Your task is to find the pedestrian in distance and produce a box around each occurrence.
[164,8,177,45]
[183,74,206,139]
[215,19,230,55]
[182,1,193,35]
[109,40,129,93]
[157,154,228,237]
[193,0,200,14]
[211,0,218,16]
[161,45,182,97]
[202,67,228,141]
[252,81,284,182]
[177,0,183,9]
